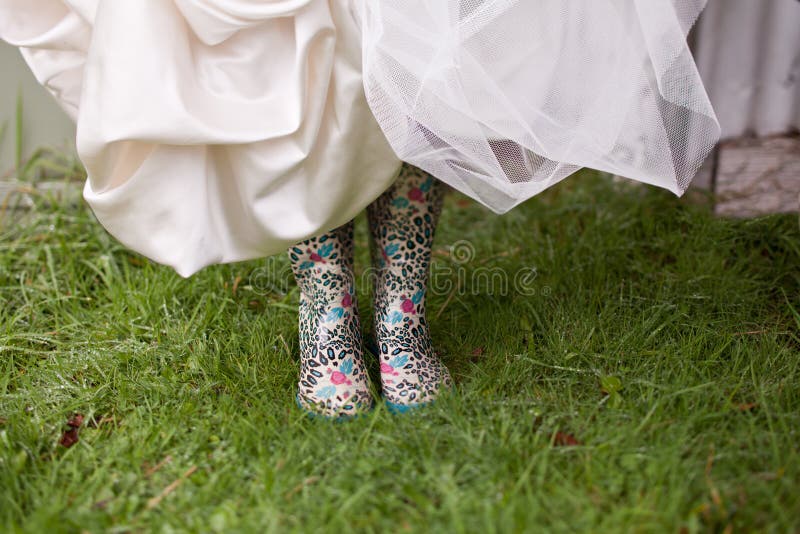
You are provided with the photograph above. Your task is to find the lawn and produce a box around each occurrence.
[1,157,798,532]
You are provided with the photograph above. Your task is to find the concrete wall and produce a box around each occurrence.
[0,42,76,174]
[694,0,800,140]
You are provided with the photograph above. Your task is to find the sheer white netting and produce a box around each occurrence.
[355,0,721,213]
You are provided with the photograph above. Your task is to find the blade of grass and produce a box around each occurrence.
[0,120,7,152]
[15,88,23,181]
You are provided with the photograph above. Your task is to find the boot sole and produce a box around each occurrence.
[295,393,374,421]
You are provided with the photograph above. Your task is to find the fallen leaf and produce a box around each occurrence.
[67,414,84,428]
[59,413,84,448]
[736,402,757,412]
[554,431,580,447]
[59,428,79,448]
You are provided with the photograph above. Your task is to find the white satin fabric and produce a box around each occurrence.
[1,1,719,276]
[0,0,402,276]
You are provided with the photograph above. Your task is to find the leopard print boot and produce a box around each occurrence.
[288,221,374,418]
[367,164,453,413]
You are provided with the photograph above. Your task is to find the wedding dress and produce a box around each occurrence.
[0,0,719,276]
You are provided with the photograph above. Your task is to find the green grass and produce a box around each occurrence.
[0,158,798,532]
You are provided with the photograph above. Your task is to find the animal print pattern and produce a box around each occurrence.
[367,164,453,410]
[288,221,374,418]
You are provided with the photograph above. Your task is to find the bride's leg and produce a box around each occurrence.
[288,221,373,418]
[367,164,452,412]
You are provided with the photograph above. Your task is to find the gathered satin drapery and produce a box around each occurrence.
[1,0,402,276]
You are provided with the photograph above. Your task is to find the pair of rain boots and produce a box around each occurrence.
[288,165,452,418]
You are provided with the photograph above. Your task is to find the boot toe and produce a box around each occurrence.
[295,391,374,420]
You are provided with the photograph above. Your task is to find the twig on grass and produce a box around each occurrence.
[146,465,198,510]
[143,455,173,478]
[284,476,320,500]
[435,285,458,320]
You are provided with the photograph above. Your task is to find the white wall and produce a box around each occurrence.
[693,0,800,140]
[0,42,76,174]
